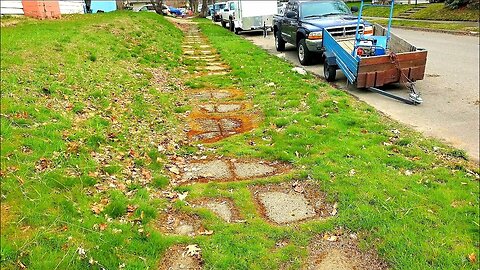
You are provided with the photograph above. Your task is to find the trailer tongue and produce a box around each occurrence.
[322,0,427,105]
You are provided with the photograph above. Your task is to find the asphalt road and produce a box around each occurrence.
[240,29,479,161]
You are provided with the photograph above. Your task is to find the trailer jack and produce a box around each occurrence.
[368,83,423,105]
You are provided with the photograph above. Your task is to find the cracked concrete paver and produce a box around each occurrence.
[181,160,232,181]
[259,191,316,224]
[198,103,242,113]
[191,131,221,141]
[218,118,242,131]
[198,104,216,112]
[205,202,233,222]
[217,104,242,113]
[203,66,228,71]
[174,158,290,184]
[195,118,221,132]
[251,181,335,224]
[211,91,232,99]
[234,162,276,179]
[175,224,195,236]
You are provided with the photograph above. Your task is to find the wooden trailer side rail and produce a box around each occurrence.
[356,50,427,88]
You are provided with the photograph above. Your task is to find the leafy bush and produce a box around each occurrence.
[445,0,478,9]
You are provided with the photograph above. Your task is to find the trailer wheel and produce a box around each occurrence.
[323,62,337,82]
[234,27,241,35]
[229,20,234,32]
[298,39,312,65]
[221,19,227,28]
[275,31,285,51]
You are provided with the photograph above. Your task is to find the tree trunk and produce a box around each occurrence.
[116,0,124,10]
[200,0,207,17]
[150,0,165,15]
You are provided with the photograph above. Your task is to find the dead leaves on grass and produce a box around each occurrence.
[35,158,52,172]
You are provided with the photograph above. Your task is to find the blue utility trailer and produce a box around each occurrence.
[322,0,427,105]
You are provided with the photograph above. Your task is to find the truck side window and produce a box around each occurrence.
[229,2,235,10]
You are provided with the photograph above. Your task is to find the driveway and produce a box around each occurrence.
[241,29,479,161]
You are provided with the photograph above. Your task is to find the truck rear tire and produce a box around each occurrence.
[298,39,312,66]
[324,62,337,82]
[275,31,285,51]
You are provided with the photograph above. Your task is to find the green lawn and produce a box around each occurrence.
[371,18,480,32]
[347,2,413,17]
[347,2,479,21]
[1,13,479,270]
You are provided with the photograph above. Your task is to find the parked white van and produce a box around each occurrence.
[220,1,278,34]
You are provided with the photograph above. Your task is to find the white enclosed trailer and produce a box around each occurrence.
[227,0,277,34]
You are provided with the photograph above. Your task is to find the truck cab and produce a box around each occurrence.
[212,2,226,22]
[220,1,236,29]
[273,0,373,65]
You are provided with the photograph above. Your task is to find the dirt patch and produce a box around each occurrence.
[1,203,11,231]
[156,209,206,237]
[158,245,203,270]
[171,157,291,185]
[187,88,244,100]
[192,198,242,223]
[250,181,335,224]
[187,110,256,143]
[150,67,186,92]
[306,234,388,270]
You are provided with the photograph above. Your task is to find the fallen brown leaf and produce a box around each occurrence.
[468,253,476,263]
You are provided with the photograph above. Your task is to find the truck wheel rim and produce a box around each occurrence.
[299,45,305,61]
[275,35,279,48]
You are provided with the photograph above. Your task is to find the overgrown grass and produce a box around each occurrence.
[1,12,184,269]
[1,12,478,270]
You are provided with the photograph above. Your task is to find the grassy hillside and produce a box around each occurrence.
[1,12,478,270]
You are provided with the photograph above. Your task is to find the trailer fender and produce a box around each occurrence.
[323,51,337,67]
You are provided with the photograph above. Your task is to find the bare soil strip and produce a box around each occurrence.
[306,234,388,270]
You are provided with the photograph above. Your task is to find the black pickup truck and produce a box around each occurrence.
[273,0,373,65]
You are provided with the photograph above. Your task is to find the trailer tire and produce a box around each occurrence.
[275,31,285,51]
[298,39,312,66]
[323,62,337,82]
[234,27,241,35]
[229,20,234,32]
[221,19,227,28]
